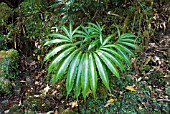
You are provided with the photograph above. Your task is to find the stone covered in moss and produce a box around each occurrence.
[0,49,19,94]
[23,94,56,112]
[0,2,14,25]
[0,49,19,78]
[0,77,12,94]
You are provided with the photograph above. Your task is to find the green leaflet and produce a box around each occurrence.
[52,49,79,83]
[72,26,80,36]
[88,22,103,44]
[69,22,73,39]
[118,38,137,43]
[98,50,125,72]
[80,25,89,35]
[88,39,100,51]
[97,51,120,79]
[102,34,113,46]
[119,42,139,49]
[93,53,110,92]
[120,33,136,39]
[81,53,89,101]
[88,22,100,30]
[99,33,103,44]
[116,25,121,38]
[62,25,70,39]
[100,47,124,60]
[44,44,73,62]
[74,54,84,99]
[48,47,75,73]
[116,48,132,67]
[103,44,132,66]
[89,53,97,97]
[47,33,70,40]
[115,44,136,58]
[44,38,70,46]
[66,52,82,96]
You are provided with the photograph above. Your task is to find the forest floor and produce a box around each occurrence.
[0,2,170,114]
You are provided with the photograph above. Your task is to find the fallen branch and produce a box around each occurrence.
[157,99,170,102]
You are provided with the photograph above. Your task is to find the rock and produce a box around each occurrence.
[0,34,7,50]
[0,77,12,94]
[0,2,13,25]
[0,49,19,94]
[13,81,22,95]
[23,94,56,112]
[8,104,22,114]
[0,0,24,8]
[0,49,19,79]
[61,109,76,114]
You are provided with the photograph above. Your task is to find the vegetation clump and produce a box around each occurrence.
[44,22,140,100]
[0,2,13,25]
[0,49,19,94]
[0,0,169,113]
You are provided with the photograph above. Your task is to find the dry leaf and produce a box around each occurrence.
[144,56,152,65]
[107,99,115,103]
[104,103,111,107]
[69,101,78,108]
[126,86,137,92]
[42,85,50,94]
[37,55,40,61]
[139,106,143,110]
[104,98,117,107]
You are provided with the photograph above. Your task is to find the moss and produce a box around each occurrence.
[0,2,14,25]
[0,49,19,94]
[6,49,19,63]
[23,94,55,112]
[8,104,22,114]
[0,49,19,79]
[0,77,12,94]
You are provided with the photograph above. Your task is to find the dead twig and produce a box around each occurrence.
[157,99,170,102]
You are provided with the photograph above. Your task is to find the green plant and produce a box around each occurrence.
[0,34,8,50]
[50,0,111,25]
[0,77,12,94]
[44,22,140,100]
[0,49,19,79]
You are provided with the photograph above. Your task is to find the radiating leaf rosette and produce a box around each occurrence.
[44,22,140,100]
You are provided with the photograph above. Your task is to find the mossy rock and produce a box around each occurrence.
[0,49,19,79]
[8,104,23,114]
[0,77,12,94]
[23,94,56,112]
[0,49,19,94]
[0,2,14,25]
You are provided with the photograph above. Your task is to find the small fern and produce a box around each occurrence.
[44,22,140,100]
